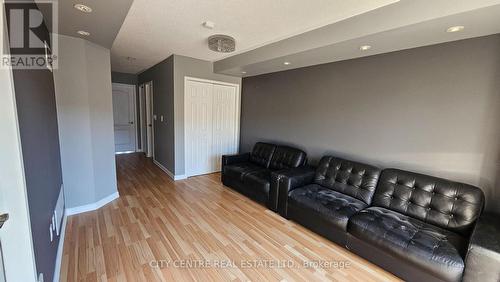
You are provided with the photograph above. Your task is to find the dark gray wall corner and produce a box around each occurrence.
[138,56,175,172]
[240,34,500,213]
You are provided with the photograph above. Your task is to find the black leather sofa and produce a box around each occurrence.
[275,155,487,282]
[275,156,381,245]
[221,142,307,211]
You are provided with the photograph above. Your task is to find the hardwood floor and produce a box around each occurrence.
[59,153,400,281]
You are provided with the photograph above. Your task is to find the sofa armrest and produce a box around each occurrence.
[463,213,500,282]
[222,153,250,169]
[271,166,316,218]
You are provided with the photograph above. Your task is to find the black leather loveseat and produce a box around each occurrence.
[221,142,307,211]
[275,155,485,282]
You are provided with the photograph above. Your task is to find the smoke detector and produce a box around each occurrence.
[208,35,236,53]
[202,21,215,29]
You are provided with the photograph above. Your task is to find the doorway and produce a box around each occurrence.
[139,81,154,158]
[112,83,137,153]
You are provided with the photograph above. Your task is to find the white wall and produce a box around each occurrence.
[53,35,117,209]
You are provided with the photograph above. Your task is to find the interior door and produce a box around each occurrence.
[112,84,136,153]
[212,84,239,171]
[185,80,214,176]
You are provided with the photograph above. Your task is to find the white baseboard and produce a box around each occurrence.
[65,191,120,216]
[153,159,187,180]
[52,213,67,282]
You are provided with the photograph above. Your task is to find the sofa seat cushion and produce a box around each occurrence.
[348,206,467,281]
[224,162,266,181]
[289,184,368,231]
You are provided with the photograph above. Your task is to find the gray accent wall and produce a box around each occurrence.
[240,34,500,213]
[138,56,175,172]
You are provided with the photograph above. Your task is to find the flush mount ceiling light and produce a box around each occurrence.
[360,45,372,51]
[208,35,236,53]
[74,4,92,13]
[77,30,90,36]
[241,71,247,74]
[283,61,291,65]
[446,25,465,33]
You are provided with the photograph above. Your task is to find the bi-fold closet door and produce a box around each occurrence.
[185,78,240,177]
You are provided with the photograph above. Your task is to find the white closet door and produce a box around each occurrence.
[185,80,214,176]
[212,84,239,171]
[185,78,239,177]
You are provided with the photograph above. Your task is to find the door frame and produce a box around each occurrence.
[138,84,145,152]
[112,83,138,154]
[139,81,154,159]
[184,76,241,178]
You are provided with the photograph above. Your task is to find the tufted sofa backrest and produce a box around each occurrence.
[373,169,484,236]
[269,146,307,170]
[249,142,276,168]
[314,156,381,205]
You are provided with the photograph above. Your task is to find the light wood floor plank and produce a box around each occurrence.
[60,153,400,282]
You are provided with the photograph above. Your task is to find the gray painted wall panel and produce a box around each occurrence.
[240,34,500,213]
[86,43,118,201]
[54,35,118,209]
[138,56,175,172]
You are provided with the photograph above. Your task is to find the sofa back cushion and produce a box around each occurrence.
[314,156,381,205]
[373,169,484,236]
[249,142,276,168]
[269,146,307,170]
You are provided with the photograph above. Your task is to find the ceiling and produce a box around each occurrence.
[56,0,500,76]
[214,0,500,77]
[110,0,399,74]
[38,0,134,49]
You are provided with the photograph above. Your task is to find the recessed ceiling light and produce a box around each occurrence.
[74,4,92,13]
[283,61,291,65]
[360,45,372,51]
[446,26,465,33]
[241,71,247,74]
[77,30,90,36]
